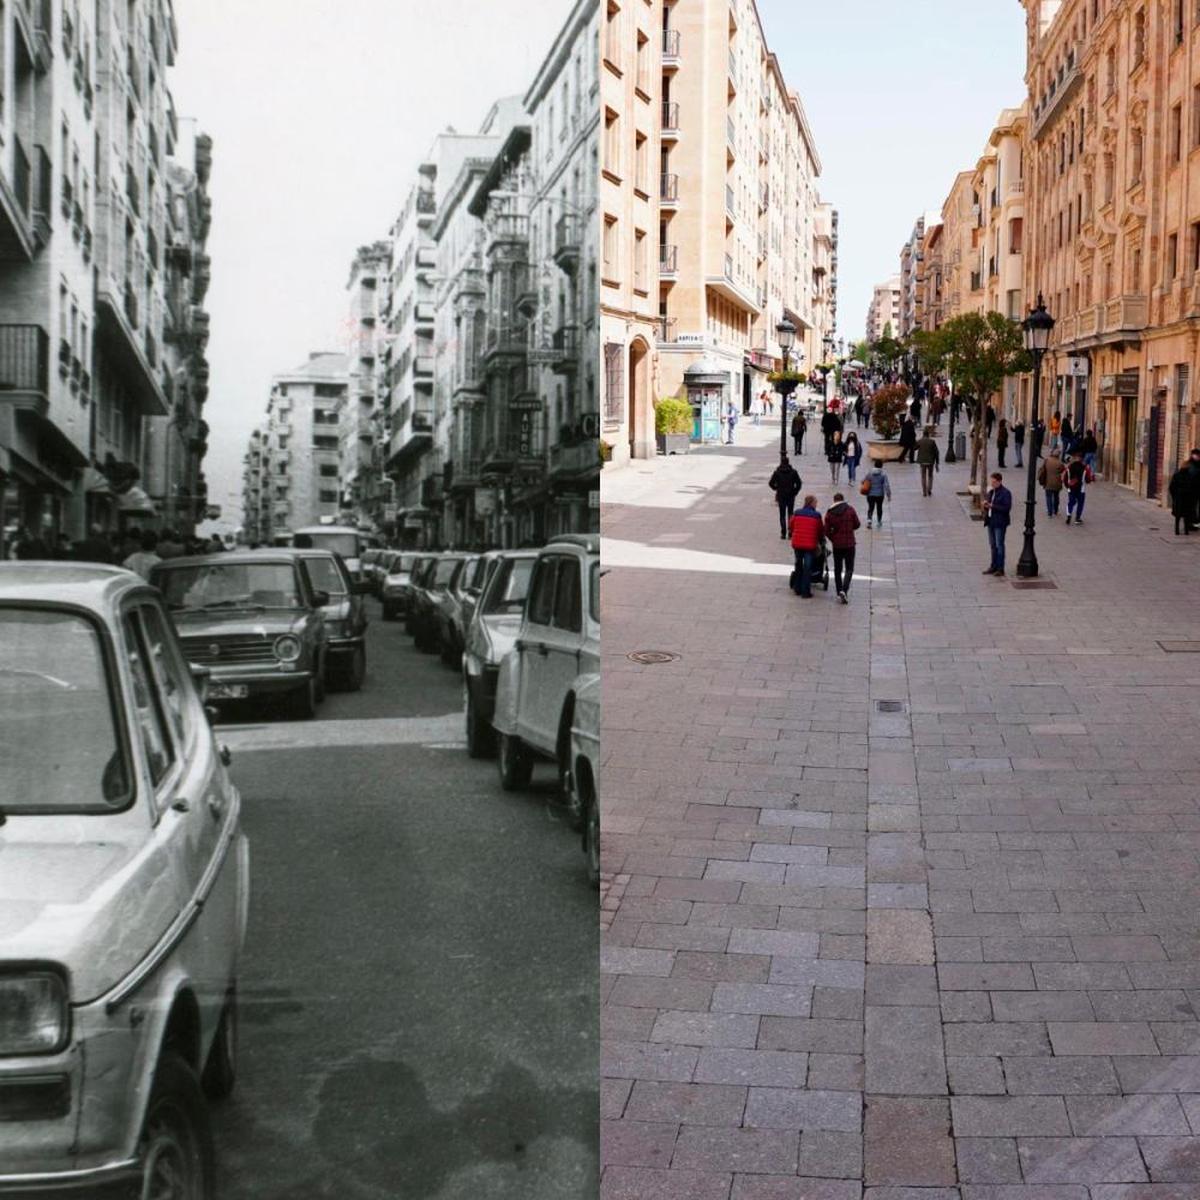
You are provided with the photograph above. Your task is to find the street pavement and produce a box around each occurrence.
[208,605,597,1199]
[599,411,1200,1199]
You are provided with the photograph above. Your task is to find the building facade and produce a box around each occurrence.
[866,276,901,341]
[939,172,978,322]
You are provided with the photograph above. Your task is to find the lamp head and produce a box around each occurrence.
[1023,294,1055,355]
[776,318,797,354]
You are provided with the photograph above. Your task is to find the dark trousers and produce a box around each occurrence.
[987,524,1007,572]
[793,433,804,455]
[792,548,815,597]
[833,548,855,594]
[777,496,796,536]
[899,444,914,463]
[867,495,884,523]
[1045,489,1060,517]
[920,464,935,495]
[997,447,1007,467]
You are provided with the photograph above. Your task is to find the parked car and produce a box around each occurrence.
[380,552,418,621]
[491,534,600,825]
[462,549,538,757]
[0,563,249,1197]
[361,548,384,592]
[434,553,486,668]
[404,555,438,637]
[571,672,600,885]
[290,524,369,580]
[152,549,329,719]
[290,547,370,691]
[414,553,467,654]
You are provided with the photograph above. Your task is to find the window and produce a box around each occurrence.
[603,108,620,177]
[552,558,583,633]
[1194,85,1200,149]
[527,557,559,627]
[1133,9,1146,67]
[604,0,620,66]
[1105,46,1116,96]
[1131,128,1144,182]
[1175,0,1185,43]
[1167,233,1180,282]
[602,215,618,280]
[1103,153,1114,203]
[634,132,648,194]
[302,556,348,599]
[1132,246,1142,290]
[604,342,624,422]
[319,463,338,477]
[120,612,174,787]
[634,229,647,292]
[137,604,192,753]
[1171,105,1183,163]
[1192,222,1200,273]
[635,29,649,94]
[319,488,339,504]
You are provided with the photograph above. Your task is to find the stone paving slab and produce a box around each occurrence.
[600,428,1200,1198]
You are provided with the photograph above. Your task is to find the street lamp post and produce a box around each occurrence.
[776,319,797,459]
[1016,295,1055,579]
[944,362,958,464]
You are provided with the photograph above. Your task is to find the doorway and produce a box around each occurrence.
[1121,396,1137,485]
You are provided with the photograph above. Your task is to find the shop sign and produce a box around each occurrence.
[475,488,496,516]
[676,332,710,346]
[1067,357,1089,377]
[403,514,424,530]
[1100,375,1116,395]
[1115,371,1140,397]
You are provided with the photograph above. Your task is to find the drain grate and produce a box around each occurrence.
[1011,580,1058,590]
[627,650,681,665]
[1158,641,1200,653]
[875,700,905,713]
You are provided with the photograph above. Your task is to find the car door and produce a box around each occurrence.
[543,551,586,739]
[515,554,562,751]
[303,553,355,635]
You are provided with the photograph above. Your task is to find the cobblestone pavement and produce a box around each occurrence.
[599,415,1200,1200]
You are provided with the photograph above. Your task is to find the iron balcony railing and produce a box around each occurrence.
[663,28,680,57]
[662,101,679,132]
[660,173,679,202]
[660,244,678,273]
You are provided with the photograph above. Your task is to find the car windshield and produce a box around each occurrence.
[303,556,347,598]
[157,562,302,611]
[0,608,130,812]
[300,531,359,559]
[433,559,460,586]
[590,560,600,623]
[482,558,535,615]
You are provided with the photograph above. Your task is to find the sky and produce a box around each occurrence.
[170,0,574,529]
[758,0,1027,345]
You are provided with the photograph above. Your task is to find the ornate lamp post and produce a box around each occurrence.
[775,318,798,459]
[944,356,958,464]
[1016,295,1055,579]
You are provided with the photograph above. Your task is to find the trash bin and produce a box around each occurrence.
[954,431,967,461]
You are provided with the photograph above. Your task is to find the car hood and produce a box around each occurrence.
[172,609,309,639]
[0,823,181,1003]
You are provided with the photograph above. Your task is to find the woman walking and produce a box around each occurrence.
[864,459,892,528]
[827,429,845,485]
[792,409,807,456]
[843,431,863,485]
[996,419,1009,468]
[749,391,763,427]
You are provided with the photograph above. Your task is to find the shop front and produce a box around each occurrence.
[683,355,730,445]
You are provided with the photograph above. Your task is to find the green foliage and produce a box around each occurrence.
[852,339,872,366]
[768,368,808,386]
[655,397,694,435]
[871,383,911,441]
[924,312,1030,404]
[872,332,905,367]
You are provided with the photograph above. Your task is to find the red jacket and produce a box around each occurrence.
[790,507,823,551]
[824,502,861,550]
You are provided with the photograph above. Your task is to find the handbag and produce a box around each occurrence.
[859,479,871,496]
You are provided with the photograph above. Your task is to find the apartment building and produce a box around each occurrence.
[921,221,945,331]
[899,215,940,338]
[650,0,826,429]
[865,276,901,341]
[939,172,977,321]
[599,0,662,465]
[241,352,348,544]
[1021,0,1200,499]
[813,202,838,345]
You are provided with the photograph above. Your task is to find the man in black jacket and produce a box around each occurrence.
[768,455,803,540]
[821,409,843,457]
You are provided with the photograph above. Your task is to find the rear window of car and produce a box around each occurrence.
[433,558,460,586]
[0,607,131,813]
[398,555,416,572]
[155,562,302,611]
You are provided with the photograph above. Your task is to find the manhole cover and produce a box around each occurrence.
[875,700,904,713]
[627,650,680,664]
[1011,580,1058,590]
[1158,641,1200,653]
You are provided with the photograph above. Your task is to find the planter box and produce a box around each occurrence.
[657,432,691,456]
[866,440,905,463]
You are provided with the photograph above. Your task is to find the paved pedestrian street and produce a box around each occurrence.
[599,417,1200,1199]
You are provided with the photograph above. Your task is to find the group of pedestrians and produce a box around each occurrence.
[5,523,221,571]
[1037,448,1093,526]
[787,491,860,604]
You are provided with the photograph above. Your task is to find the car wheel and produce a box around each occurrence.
[343,645,366,692]
[315,657,327,705]
[288,677,317,720]
[498,732,533,791]
[583,779,600,887]
[139,1052,215,1200]
[466,686,496,759]
[201,986,238,1101]
[558,708,584,830]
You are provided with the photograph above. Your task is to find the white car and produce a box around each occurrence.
[492,535,600,826]
[0,564,249,1198]
[571,673,600,885]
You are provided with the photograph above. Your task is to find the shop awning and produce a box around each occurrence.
[117,486,158,516]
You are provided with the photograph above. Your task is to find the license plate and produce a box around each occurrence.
[209,683,249,700]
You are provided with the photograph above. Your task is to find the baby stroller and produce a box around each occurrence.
[789,535,831,593]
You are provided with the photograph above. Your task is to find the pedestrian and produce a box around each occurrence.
[854,394,865,428]
[932,395,944,427]
[122,529,162,580]
[843,431,863,484]
[74,523,114,565]
[1032,417,1046,458]
[982,471,1013,577]
[996,418,1009,468]
[863,459,891,528]
[789,494,823,599]
[768,454,803,541]
[12,526,49,560]
[1078,428,1098,471]
[791,409,807,456]
[821,408,843,456]
[749,391,763,427]
[1048,410,1062,452]
[1037,449,1065,518]
[824,491,861,604]
[158,527,185,559]
[1013,418,1026,468]
[985,404,996,441]
[1168,455,1199,535]
[898,415,917,463]
[760,389,772,419]
[1063,450,1092,525]
[915,426,941,496]
[910,396,922,426]
[725,401,738,444]
[1061,413,1074,456]
[827,429,845,485]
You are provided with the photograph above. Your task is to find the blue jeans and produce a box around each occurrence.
[1014,444,1024,467]
[1067,489,1085,520]
[793,549,815,597]
[987,524,1007,572]
[1084,452,1096,471]
[847,459,858,483]
[1045,490,1060,517]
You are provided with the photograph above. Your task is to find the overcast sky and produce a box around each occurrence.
[171,0,572,528]
[759,0,1027,345]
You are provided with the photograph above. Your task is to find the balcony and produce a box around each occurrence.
[1032,45,1082,140]
[759,182,769,211]
[1006,179,1025,198]
[660,173,679,206]
[0,323,84,469]
[660,244,678,276]
[127,44,141,99]
[726,184,736,217]
[554,213,580,274]
[662,28,680,64]
[415,187,436,218]
[662,101,680,139]
[95,285,168,416]
[659,317,678,344]
[31,144,50,246]
[484,322,527,363]
[550,324,579,373]
[416,246,437,273]
[421,473,444,507]
[1102,294,1147,333]
[970,270,983,291]
[414,300,436,324]
[728,49,738,90]
[32,0,51,67]
[414,354,434,378]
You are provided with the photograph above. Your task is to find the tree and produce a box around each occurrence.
[871,383,911,441]
[933,312,1030,503]
[852,338,872,367]
[872,332,905,369]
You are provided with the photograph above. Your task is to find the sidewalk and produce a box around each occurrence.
[599,427,1200,1199]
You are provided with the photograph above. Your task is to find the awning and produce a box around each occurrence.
[117,486,157,516]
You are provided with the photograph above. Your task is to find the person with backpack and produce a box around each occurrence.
[1063,449,1093,525]
[789,494,824,599]
[1037,449,1065,518]
[982,471,1013,576]
[863,459,891,528]
[768,454,803,540]
[791,409,807,456]
[824,492,861,604]
[843,431,864,485]
[1078,428,1098,471]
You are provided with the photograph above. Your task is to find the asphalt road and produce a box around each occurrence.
[209,601,598,1199]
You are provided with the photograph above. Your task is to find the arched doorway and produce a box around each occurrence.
[628,338,650,459]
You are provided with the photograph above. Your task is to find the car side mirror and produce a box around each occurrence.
[312,589,331,607]
[190,662,211,704]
